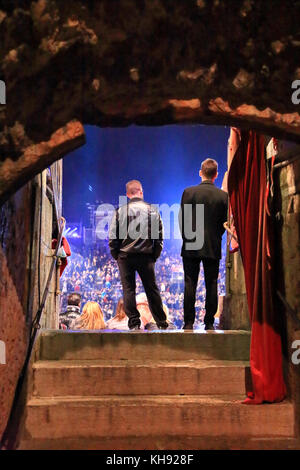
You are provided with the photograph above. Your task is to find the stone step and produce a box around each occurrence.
[38,330,251,361]
[23,395,294,440]
[32,360,252,397]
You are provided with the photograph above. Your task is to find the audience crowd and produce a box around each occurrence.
[60,241,226,329]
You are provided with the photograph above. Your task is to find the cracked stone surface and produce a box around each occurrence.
[0,0,300,203]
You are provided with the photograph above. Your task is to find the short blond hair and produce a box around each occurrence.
[126,180,142,196]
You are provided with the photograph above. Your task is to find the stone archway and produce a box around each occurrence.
[1,0,300,205]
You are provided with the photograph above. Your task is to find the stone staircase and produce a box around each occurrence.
[18,329,296,450]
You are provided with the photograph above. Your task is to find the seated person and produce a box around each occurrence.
[59,293,81,329]
[70,301,106,330]
[137,293,176,330]
[106,299,129,330]
[106,293,175,330]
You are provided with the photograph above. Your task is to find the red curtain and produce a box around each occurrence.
[228,129,286,404]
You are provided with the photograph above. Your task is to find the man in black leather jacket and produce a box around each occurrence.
[109,180,169,330]
[59,293,81,329]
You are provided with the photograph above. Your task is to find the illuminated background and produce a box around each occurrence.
[63,124,229,225]
[61,124,229,327]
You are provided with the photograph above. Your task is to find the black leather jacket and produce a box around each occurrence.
[109,197,163,260]
[59,305,81,329]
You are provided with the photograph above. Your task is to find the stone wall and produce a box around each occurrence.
[0,161,62,445]
[274,154,300,436]
[220,249,250,331]
[275,156,300,321]
[29,162,62,330]
[0,184,32,442]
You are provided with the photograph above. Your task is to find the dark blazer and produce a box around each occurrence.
[179,181,228,260]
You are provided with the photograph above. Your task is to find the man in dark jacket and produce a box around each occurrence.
[109,180,169,330]
[59,292,81,329]
[179,159,228,330]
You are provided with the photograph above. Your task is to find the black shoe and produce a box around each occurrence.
[204,323,215,331]
[144,322,157,331]
[129,326,141,331]
[183,323,194,330]
[159,322,177,330]
[158,322,169,330]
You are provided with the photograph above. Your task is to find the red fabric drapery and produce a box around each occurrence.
[228,129,286,404]
[52,236,71,276]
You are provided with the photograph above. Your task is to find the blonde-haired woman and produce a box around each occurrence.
[71,301,106,330]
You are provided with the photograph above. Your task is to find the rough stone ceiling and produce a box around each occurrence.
[0,0,300,204]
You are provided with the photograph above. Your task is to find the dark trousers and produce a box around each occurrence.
[117,254,168,329]
[183,257,220,326]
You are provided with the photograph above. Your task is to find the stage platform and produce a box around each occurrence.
[37,329,251,361]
